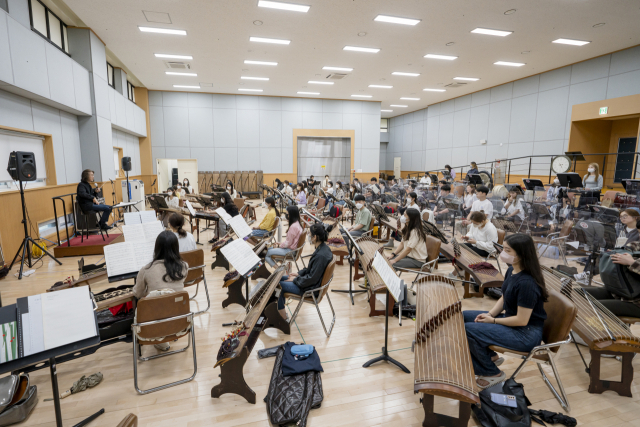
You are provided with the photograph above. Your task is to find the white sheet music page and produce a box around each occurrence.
[23,295,44,356]
[220,238,261,275]
[229,215,252,239]
[104,242,137,277]
[185,200,197,216]
[122,224,146,242]
[139,210,157,223]
[216,207,232,224]
[41,287,97,350]
[141,221,164,242]
[133,240,156,270]
[124,212,142,225]
[372,251,402,302]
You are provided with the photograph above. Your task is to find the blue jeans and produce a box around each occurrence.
[336,200,346,206]
[278,276,302,309]
[250,229,269,238]
[91,204,112,225]
[463,310,543,376]
[265,247,293,267]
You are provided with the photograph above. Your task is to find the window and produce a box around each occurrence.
[107,63,115,88]
[127,81,136,103]
[28,0,70,55]
[380,118,388,133]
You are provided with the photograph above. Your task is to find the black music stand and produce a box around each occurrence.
[331,224,367,305]
[558,173,583,189]
[467,174,483,185]
[443,199,462,235]
[523,179,544,191]
[565,151,585,172]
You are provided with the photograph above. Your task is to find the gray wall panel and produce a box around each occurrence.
[513,75,539,98]
[342,113,361,148]
[440,99,455,115]
[236,95,259,110]
[342,100,361,114]
[189,147,215,170]
[31,102,65,184]
[468,104,489,145]
[7,0,29,28]
[361,148,379,172]
[322,99,342,113]
[114,91,126,127]
[0,12,13,84]
[0,89,33,130]
[8,19,49,97]
[426,116,439,149]
[89,32,107,83]
[188,92,212,108]
[360,114,380,150]
[471,89,491,107]
[236,109,260,147]
[412,120,423,152]
[149,105,164,146]
[213,109,237,147]
[606,70,640,99]
[361,101,380,115]
[438,113,454,147]
[539,66,571,92]
[609,45,640,76]
[302,98,322,112]
[302,111,322,129]
[571,54,611,85]
[534,86,569,141]
[148,90,163,106]
[93,75,110,120]
[125,99,135,130]
[188,108,214,148]
[454,95,471,111]
[260,110,281,147]
[260,148,281,173]
[163,106,190,147]
[151,147,165,173]
[164,146,191,159]
[402,119,412,152]
[490,83,513,103]
[509,93,537,143]
[212,94,235,109]
[214,148,237,170]
[282,110,302,147]
[322,112,341,129]
[259,96,281,111]
[162,91,188,107]
[452,109,470,147]
[487,100,511,146]
[282,97,302,112]
[60,111,82,184]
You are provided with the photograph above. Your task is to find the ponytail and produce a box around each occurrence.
[168,213,187,238]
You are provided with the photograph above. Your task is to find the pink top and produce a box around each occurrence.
[280,221,303,249]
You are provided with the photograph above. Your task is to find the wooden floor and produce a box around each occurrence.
[6,205,640,427]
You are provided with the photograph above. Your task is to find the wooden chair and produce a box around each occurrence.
[132,291,197,394]
[489,288,577,412]
[180,249,210,315]
[285,260,336,336]
[487,229,507,274]
[270,230,308,271]
[397,235,441,286]
[362,217,376,238]
[116,414,138,427]
[233,197,245,210]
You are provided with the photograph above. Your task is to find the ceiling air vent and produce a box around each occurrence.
[165,61,191,69]
[326,73,348,80]
[445,82,467,88]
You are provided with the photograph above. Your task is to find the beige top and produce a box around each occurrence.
[404,228,428,261]
[133,260,188,299]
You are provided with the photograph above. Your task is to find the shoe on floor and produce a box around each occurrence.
[476,371,506,389]
[383,239,394,249]
[154,342,171,351]
[574,271,590,285]
[100,223,113,230]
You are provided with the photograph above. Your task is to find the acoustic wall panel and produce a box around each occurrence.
[237,109,260,147]
[0,13,13,85]
[163,106,190,147]
[8,18,49,98]
[236,95,259,110]
[509,93,537,143]
[0,89,33,130]
[260,110,281,147]
[609,45,640,76]
[148,90,163,106]
[213,109,237,147]
[188,108,214,148]
[188,92,212,108]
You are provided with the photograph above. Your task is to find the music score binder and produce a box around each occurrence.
[220,238,262,276]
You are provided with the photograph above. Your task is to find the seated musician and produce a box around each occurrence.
[182,178,193,195]
[334,182,346,206]
[467,185,493,221]
[502,188,524,223]
[211,192,240,243]
[399,191,420,215]
[321,174,330,189]
[467,161,479,176]
[387,209,428,270]
[546,176,564,201]
[353,178,362,192]
[444,164,456,181]
[619,209,640,245]
[295,183,307,206]
[432,184,453,222]
[249,196,279,238]
[463,211,499,257]
[160,186,180,227]
[307,175,317,194]
[168,213,197,252]
[582,163,603,192]
[348,183,360,200]
[175,182,186,197]
[419,172,431,185]
[277,222,333,320]
[275,178,284,191]
[341,195,372,245]
[226,180,239,199]
[77,169,113,230]
[133,230,188,351]
[463,184,477,216]
[464,234,548,388]
[283,180,294,198]
[265,206,303,268]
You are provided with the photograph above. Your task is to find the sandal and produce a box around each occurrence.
[476,371,506,389]
[493,357,505,367]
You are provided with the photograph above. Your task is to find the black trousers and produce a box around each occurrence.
[583,286,640,318]
[463,242,490,258]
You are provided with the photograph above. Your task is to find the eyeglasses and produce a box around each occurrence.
[620,214,630,219]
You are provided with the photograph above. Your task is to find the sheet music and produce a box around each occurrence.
[122,224,146,242]
[139,210,157,223]
[220,238,261,276]
[371,185,380,194]
[229,215,252,239]
[22,295,44,357]
[141,221,164,242]
[124,212,141,225]
[104,243,137,277]
[132,240,156,269]
[372,251,402,302]
[41,287,97,350]
[185,200,197,216]
[216,207,232,224]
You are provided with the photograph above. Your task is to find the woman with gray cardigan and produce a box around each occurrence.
[582,163,603,191]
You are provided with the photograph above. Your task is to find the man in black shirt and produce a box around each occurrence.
[76,169,112,230]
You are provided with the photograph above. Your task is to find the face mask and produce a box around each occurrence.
[588,168,595,173]
[554,179,560,185]
[168,192,173,196]
[355,203,363,209]
[499,251,515,265]
[183,181,188,185]
[227,186,231,190]
[400,216,407,224]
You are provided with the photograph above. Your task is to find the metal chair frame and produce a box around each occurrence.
[286,276,336,337]
[537,231,570,265]
[397,258,438,288]
[270,230,308,271]
[185,263,210,315]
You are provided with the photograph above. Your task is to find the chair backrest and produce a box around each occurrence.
[542,288,577,352]
[602,190,618,202]
[368,217,375,231]
[316,198,326,209]
[234,198,244,210]
[180,249,204,286]
[317,260,336,300]
[497,229,506,245]
[425,235,441,262]
[294,230,308,260]
[179,199,185,207]
[271,216,281,232]
[136,291,191,341]
[454,186,464,198]
[559,219,573,238]
[307,195,315,205]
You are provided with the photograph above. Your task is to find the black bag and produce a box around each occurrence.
[599,249,640,299]
[472,379,531,427]
[329,205,341,218]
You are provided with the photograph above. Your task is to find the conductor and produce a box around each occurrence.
[77,169,113,230]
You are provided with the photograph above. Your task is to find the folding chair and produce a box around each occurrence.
[397,235,441,286]
[537,219,573,265]
[180,249,210,315]
[270,230,308,271]
[487,228,506,274]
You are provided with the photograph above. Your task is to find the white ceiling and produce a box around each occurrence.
[61,0,640,118]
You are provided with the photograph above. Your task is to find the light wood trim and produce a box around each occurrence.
[134,87,153,175]
[571,94,640,122]
[0,125,57,186]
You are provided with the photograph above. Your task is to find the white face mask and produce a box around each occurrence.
[168,191,173,196]
[183,181,188,185]
[554,179,560,185]
[588,168,595,173]
[355,203,363,209]
[227,186,231,190]
[400,216,407,224]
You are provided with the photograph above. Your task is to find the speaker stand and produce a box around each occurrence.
[9,180,62,279]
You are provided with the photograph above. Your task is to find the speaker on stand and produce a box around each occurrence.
[171,168,179,187]
[122,157,131,212]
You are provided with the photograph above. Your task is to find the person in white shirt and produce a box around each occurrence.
[175,183,186,198]
[502,189,524,222]
[403,191,420,214]
[387,209,429,270]
[161,187,180,226]
[419,172,431,185]
[468,185,493,221]
[168,213,197,253]
[463,211,498,257]
[321,175,330,189]
[283,180,294,198]
[463,184,478,215]
[225,180,239,199]
[546,177,563,202]
[182,178,194,195]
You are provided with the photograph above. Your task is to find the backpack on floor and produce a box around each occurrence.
[329,205,341,218]
[599,249,640,299]
[384,207,395,214]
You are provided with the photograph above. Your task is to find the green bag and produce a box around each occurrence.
[599,249,640,299]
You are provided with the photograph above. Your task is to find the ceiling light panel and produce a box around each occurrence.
[390,104,407,107]
[369,85,393,88]
[250,36,291,45]
[454,77,479,81]
[241,76,269,80]
[308,80,333,85]
[552,38,590,46]
[155,53,193,59]
[381,110,393,112]
[392,72,420,76]
[174,85,200,88]
[166,72,197,76]
[344,46,380,53]
[139,27,186,35]
[374,15,421,26]
[424,54,457,60]
[258,1,310,12]
[244,60,278,66]
[298,91,319,95]
[239,88,263,92]
[494,61,525,67]
[352,95,372,98]
[323,66,353,72]
[471,28,512,37]
[400,97,420,100]
[423,88,446,92]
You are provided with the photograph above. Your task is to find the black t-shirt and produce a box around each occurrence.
[501,266,547,328]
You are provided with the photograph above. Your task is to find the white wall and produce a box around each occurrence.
[388,45,640,175]
[148,92,381,174]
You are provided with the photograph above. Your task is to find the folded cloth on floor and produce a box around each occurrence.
[282,342,324,376]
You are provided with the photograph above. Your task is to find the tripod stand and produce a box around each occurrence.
[9,180,61,279]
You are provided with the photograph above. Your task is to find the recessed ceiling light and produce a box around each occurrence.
[258,1,310,13]
[494,61,525,67]
[173,85,200,89]
[357,32,367,37]
[323,66,353,72]
[381,110,393,112]
[166,72,197,76]
[352,95,372,98]
[423,88,446,92]
[446,42,455,46]
[250,36,291,45]
[344,46,380,53]
[239,88,263,92]
[374,15,421,26]
[521,51,530,54]
[390,104,408,107]
[369,85,393,88]
[454,77,479,81]
[140,27,186,35]
[424,54,458,60]
[552,38,590,46]
[155,53,193,59]
[400,97,420,100]
[593,23,605,28]
[471,28,512,37]
[253,20,263,26]
[504,9,516,15]
[298,91,320,95]
[308,80,333,85]
[244,60,278,66]
[392,72,420,76]
[241,76,270,81]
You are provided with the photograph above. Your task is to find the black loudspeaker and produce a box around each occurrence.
[172,168,179,186]
[122,156,132,172]
[7,151,36,181]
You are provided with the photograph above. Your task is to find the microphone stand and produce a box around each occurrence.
[109,179,120,224]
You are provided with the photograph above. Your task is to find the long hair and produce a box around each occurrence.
[408,192,417,204]
[226,180,235,195]
[152,231,186,282]
[81,169,94,182]
[466,184,476,195]
[504,234,548,301]
[265,196,280,218]
[285,205,300,231]
[183,178,190,186]
[169,213,187,237]
[309,222,328,243]
[445,164,452,172]
[584,162,600,181]
[402,209,426,242]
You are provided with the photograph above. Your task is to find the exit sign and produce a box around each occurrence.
[599,106,608,115]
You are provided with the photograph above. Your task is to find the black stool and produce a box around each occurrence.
[76,203,108,243]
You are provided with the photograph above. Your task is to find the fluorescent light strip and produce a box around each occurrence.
[344,46,380,53]
[374,15,421,26]
[250,36,291,45]
[471,28,512,37]
[173,85,200,89]
[155,53,193,60]
[166,72,197,76]
[298,91,320,95]
[494,61,525,67]
[308,80,333,85]
[381,110,393,112]
[369,85,393,88]
[239,88,263,92]
[390,104,407,107]
[352,95,372,98]
[423,88,446,92]
[323,66,353,72]
[392,72,420,76]
[241,76,269,81]
[139,27,186,35]
[454,77,479,81]
[401,97,420,100]
[244,60,278,66]
[424,53,458,60]
[552,38,590,46]
[258,0,310,12]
